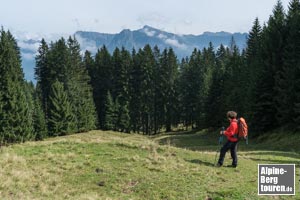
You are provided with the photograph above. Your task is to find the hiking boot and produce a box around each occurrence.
[216,163,222,167]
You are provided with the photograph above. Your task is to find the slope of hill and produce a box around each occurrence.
[0,130,299,199]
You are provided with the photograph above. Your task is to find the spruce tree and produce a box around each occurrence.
[278,0,300,128]
[140,45,155,135]
[36,37,97,134]
[152,46,163,133]
[104,91,115,130]
[200,43,215,126]
[90,46,112,129]
[222,40,246,116]
[0,29,34,143]
[23,81,46,141]
[67,36,97,132]
[129,48,142,133]
[112,47,122,100]
[159,48,178,132]
[114,47,131,132]
[35,39,49,116]
[245,18,263,124]
[178,56,194,129]
[177,57,189,129]
[115,96,130,132]
[253,1,286,132]
[48,80,74,136]
[33,94,48,140]
[188,48,205,128]
[206,44,227,127]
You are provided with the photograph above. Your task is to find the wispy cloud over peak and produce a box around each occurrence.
[143,27,156,37]
[165,38,187,49]
[157,33,167,39]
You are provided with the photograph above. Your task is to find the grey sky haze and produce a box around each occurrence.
[1,0,291,36]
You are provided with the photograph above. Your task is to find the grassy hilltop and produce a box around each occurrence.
[0,130,299,199]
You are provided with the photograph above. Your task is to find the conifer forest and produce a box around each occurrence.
[0,0,300,144]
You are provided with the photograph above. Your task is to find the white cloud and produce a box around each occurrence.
[18,41,40,52]
[143,28,156,37]
[137,12,169,30]
[13,30,43,41]
[165,38,187,49]
[21,52,35,60]
[75,34,98,54]
[12,30,70,45]
[157,33,167,39]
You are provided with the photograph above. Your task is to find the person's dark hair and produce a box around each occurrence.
[227,111,237,119]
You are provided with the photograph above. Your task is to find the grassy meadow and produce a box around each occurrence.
[0,130,299,199]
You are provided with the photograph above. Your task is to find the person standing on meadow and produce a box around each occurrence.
[216,111,238,168]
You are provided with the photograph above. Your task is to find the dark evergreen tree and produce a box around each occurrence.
[206,44,227,127]
[278,0,300,128]
[25,82,48,140]
[178,56,194,129]
[24,81,47,140]
[90,46,112,129]
[48,80,74,136]
[111,47,122,100]
[0,29,34,143]
[222,39,246,117]
[35,37,97,134]
[129,48,142,133]
[176,57,188,129]
[159,48,178,132]
[140,45,155,135]
[253,1,286,132]
[188,49,202,128]
[115,96,130,132]
[35,39,49,117]
[47,38,69,85]
[33,93,48,140]
[153,45,162,134]
[200,43,215,126]
[104,91,115,130]
[114,47,131,132]
[66,36,97,132]
[245,18,263,124]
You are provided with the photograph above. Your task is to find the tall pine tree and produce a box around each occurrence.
[48,80,75,136]
[253,1,286,132]
[278,0,300,128]
[0,29,34,143]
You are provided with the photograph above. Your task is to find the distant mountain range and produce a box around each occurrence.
[75,25,248,57]
[19,25,248,82]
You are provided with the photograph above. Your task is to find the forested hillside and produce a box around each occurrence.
[0,0,299,144]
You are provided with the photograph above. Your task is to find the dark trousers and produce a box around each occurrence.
[218,140,238,166]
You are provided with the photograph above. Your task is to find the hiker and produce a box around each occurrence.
[216,111,238,168]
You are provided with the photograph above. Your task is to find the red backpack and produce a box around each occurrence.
[237,117,248,143]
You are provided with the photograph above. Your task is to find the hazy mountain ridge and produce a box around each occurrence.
[19,25,248,81]
[75,25,247,57]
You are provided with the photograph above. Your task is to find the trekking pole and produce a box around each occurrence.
[219,127,225,144]
[214,127,225,166]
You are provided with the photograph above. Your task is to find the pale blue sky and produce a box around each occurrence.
[1,0,290,36]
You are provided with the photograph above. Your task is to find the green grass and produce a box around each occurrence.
[0,130,300,199]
